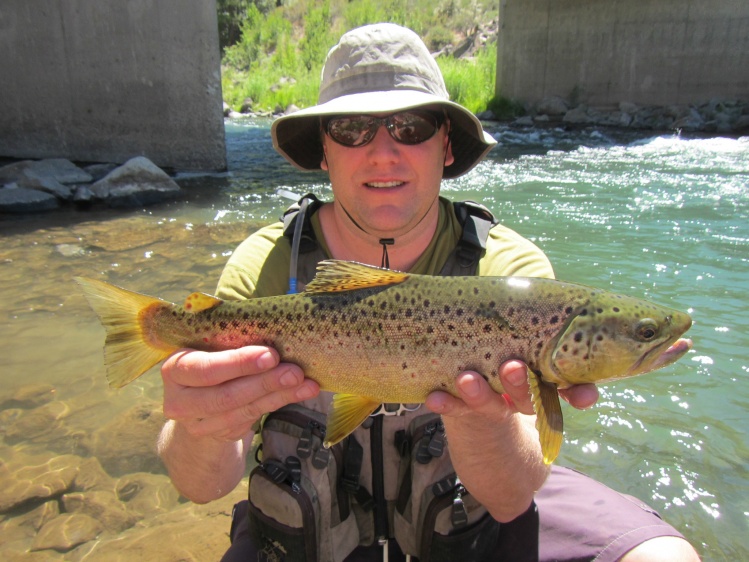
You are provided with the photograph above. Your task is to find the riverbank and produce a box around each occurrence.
[2,103,747,216]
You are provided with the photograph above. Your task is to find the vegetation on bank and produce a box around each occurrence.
[217,0,521,118]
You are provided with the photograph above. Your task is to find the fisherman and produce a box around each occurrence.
[157,24,699,562]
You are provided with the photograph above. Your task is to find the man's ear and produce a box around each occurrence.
[320,138,329,171]
[444,135,455,167]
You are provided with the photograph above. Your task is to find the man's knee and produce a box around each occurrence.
[620,536,700,562]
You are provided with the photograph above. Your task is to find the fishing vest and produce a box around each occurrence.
[247,194,501,562]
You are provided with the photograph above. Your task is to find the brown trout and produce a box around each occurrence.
[76,259,692,463]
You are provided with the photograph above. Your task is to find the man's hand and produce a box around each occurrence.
[161,346,319,442]
[425,360,600,419]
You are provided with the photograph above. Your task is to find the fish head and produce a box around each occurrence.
[545,292,693,387]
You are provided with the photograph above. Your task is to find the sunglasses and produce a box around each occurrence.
[325,110,445,147]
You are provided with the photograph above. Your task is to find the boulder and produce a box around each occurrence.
[90,156,181,208]
[0,187,59,213]
[0,159,92,186]
[537,96,569,117]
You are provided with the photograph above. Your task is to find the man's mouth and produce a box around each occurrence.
[365,181,406,188]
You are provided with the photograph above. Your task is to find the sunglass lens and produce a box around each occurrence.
[389,111,440,144]
[327,116,376,147]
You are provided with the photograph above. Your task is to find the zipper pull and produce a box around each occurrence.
[427,425,445,457]
[312,444,331,469]
[451,483,469,529]
[286,456,302,495]
[415,423,437,464]
[297,423,314,459]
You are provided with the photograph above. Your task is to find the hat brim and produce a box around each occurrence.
[271,90,497,179]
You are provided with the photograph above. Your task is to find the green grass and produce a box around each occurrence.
[218,0,521,117]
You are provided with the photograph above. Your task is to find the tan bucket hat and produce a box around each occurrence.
[271,23,497,179]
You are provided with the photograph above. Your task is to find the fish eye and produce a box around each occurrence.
[635,319,659,341]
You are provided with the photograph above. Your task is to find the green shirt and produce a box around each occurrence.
[217,197,554,299]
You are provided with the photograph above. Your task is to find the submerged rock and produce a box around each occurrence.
[30,512,103,552]
[0,454,81,513]
[92,401,166,477]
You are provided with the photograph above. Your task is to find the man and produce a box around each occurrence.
[157,24,699,561]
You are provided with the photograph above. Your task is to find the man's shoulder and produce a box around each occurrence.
[480,223,555,279]
[216,221,291,299]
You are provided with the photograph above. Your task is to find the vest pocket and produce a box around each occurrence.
[249,405,360,562]
[393,413,499,561]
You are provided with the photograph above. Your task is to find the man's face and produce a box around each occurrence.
[321,110,454,239]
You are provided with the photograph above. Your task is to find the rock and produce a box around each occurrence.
[3,400,69,444]
[115,472,180,517]
[13,170,74,200]
[240,97,254,113]
[562,105,592,124]
[13,500,61,534]
[73,184,95,202]
[512,115,534,127]
[0,383,56,409]
[62,490,139,532]
[90,156,181,208]
[734,114,749,132]
[0,454,81,513]
[537,95,569,116]
[92,401,166,476]
[475,110,497,121]
[83,162,118,181]
[73,457,117,493]
[0,187,59,213]
[284,103,301,115]
[0,159,92,186]
[618,101,639,115]
[222,101,231,116]
[30,513,103,552]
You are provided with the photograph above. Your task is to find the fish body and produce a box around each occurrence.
[76,260,692,463]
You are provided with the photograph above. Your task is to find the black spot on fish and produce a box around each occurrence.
[380,302,387,310]
[613,307,620,313]
[550,315,559,324]
[448,324,455,331]
[304,303,310,312]
[580,309,588,316]
[451,340,459,347]
[456,308,464,316]
[473,287,479,295]
[597,308,603,313]
[562,344,569,352]
[485,352,492,360]
[426,326,434,334]
[219,321,228,330]
[423,299,431,307]
[457,289,463,296]
[531,316,539,325]
[566,306,574,314]
[508,307,515,317]
[574,332,584,343]
[483,324,492,333]
[489,301,496,308]
[467,317,475,326]
[444,305,451,314]
[406,309,413,317]
[596,334,604,341]
[402,362,408,369]
[395,293,402,302]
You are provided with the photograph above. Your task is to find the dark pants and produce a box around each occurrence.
[222,466,685,562]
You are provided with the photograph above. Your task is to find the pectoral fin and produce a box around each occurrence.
[324,394,381,447]
[529,373,564,464]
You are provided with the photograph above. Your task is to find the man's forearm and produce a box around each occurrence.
[442,413,550,523]
[157,420,251,504]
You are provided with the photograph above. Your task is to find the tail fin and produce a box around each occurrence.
[75,277,176,388]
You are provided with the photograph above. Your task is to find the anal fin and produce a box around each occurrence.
[529,372,564,464]
[324,394,381,447]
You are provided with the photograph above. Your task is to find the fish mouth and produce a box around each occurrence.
[628,337,693,376]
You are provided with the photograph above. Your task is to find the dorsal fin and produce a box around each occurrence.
[304,260,410,294]
[183,292,223,313]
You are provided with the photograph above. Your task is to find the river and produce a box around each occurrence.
[1,118,747,560]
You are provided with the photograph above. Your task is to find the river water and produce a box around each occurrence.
[1,119,747,559]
